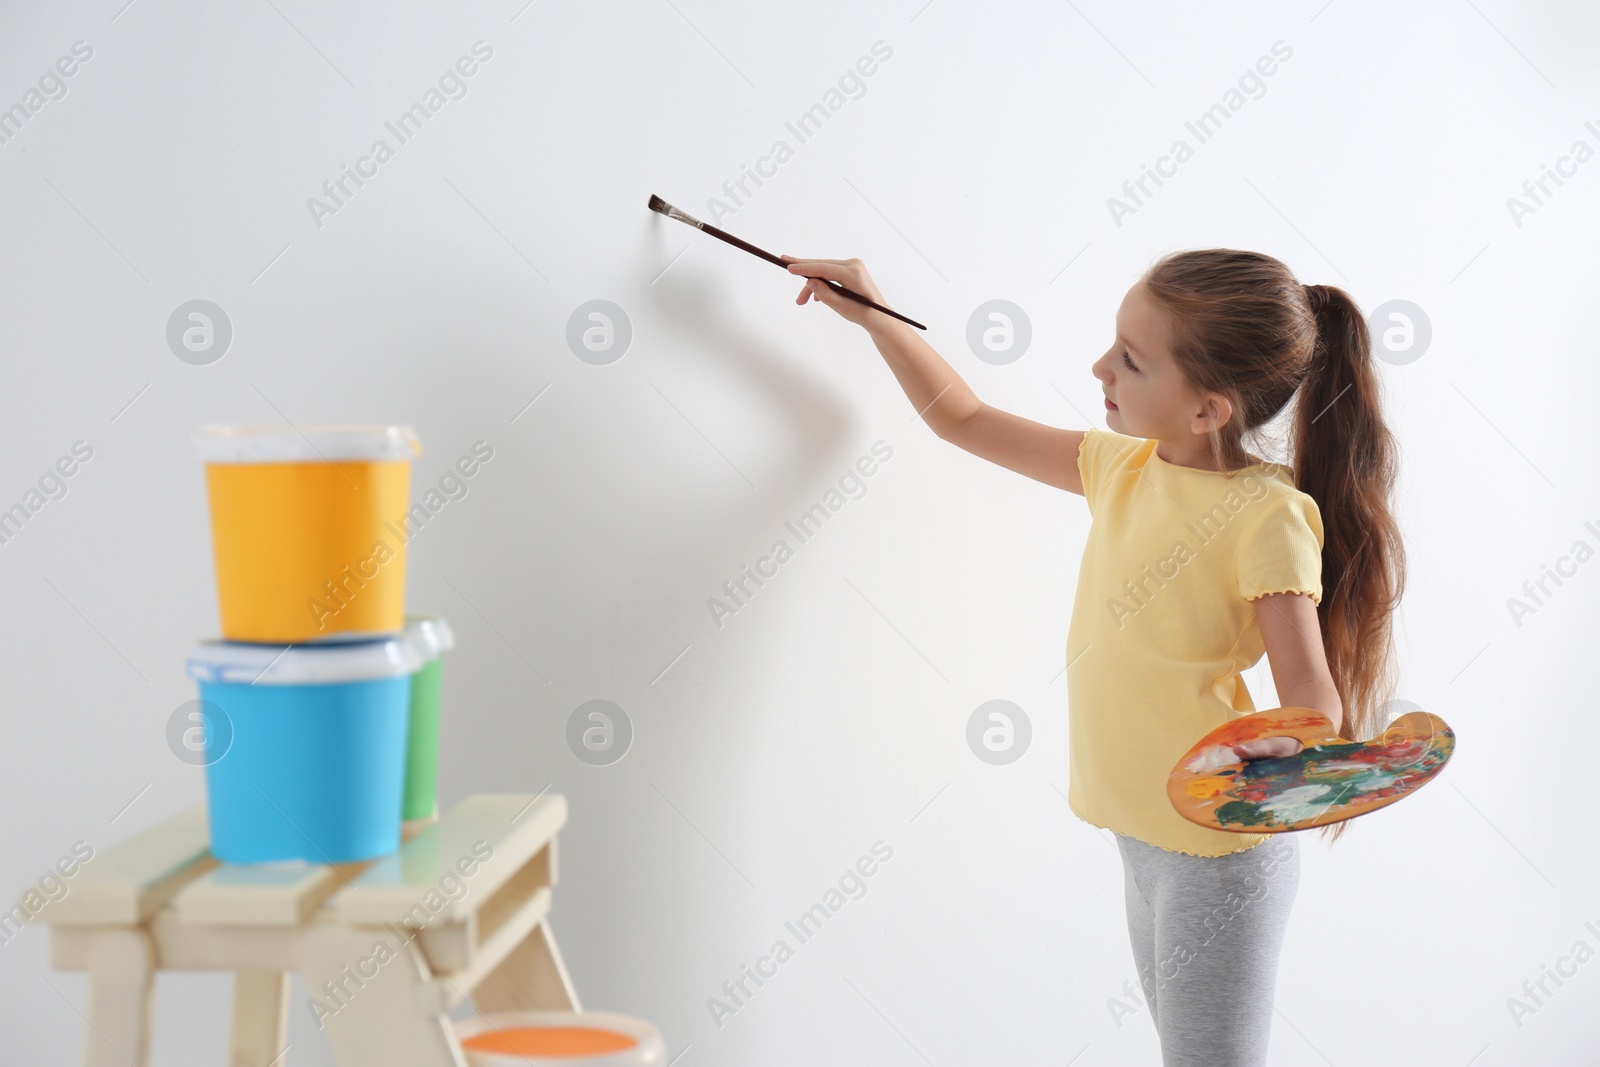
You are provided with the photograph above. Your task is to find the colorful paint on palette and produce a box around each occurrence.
[1167,706,1455,833]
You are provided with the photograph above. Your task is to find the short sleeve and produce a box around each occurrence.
[1236,491,1325,604]
[1078,428,1142,515]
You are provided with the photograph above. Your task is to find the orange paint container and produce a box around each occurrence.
[456,1011,664,1067]
[194,425,421,644]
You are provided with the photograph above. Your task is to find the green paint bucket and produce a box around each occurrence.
[401,615,455,822]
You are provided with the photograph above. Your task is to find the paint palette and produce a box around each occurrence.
[1167,706,1455,833]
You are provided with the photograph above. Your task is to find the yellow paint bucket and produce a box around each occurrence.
[195,424,422,643]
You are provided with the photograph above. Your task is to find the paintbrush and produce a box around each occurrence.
[647,194,927,331]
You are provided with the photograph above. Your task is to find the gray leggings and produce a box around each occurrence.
[1114,831,1301,1067]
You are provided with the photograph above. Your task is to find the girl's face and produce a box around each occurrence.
[1091,281,1216,443]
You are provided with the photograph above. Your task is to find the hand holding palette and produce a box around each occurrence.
[1167,706,1455,833]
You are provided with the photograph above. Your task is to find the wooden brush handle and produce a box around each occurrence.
[699,222,928,331]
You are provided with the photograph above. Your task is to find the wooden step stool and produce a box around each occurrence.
[35,793,578,1067]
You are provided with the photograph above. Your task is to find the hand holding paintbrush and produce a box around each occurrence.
[647,194,926,331]
[779,255,906,333]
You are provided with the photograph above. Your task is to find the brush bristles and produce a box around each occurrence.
[647,194,703,228]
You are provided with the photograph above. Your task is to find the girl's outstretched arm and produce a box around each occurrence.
[783,255,1087,495]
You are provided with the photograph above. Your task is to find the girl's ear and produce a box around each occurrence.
[1189,392,1233,434]
[1209,393,1235,432]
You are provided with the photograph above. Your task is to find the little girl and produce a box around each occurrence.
[781,249,1405,1066]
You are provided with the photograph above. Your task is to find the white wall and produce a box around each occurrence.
[2,1,1597,1063]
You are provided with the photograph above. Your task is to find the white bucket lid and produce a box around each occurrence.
[403,615,456,660]
[193,424,421,464]
[186,636,424,686]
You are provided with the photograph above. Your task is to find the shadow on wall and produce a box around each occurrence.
[623,225,867,625]
[582,227,887,996]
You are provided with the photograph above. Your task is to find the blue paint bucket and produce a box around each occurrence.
[185,637,424,864]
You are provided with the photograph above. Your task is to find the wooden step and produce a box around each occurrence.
[37,806,213,926]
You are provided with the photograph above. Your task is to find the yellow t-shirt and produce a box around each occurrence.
[1067,428,1325,857]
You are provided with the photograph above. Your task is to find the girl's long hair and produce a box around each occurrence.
[1141,249,1406,846]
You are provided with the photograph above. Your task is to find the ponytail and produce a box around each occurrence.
[1291,287,1407,844]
